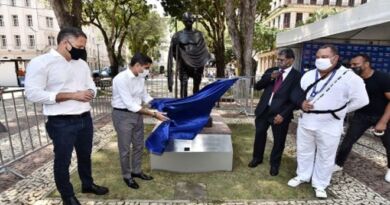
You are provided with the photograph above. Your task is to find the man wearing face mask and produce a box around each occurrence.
[287,44,369,199]
[248,48,301,176]
[112,52,169,190]
[25,27,109,205]
[334,54,390,183]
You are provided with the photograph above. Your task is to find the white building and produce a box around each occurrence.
[257,0,370,75]
[0,0,110,71]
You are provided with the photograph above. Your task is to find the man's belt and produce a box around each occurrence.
[304,103,348,120]
[113,107,133,112]
[48,111,90,119]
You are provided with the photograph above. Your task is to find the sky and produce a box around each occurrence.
[147,0,165,17]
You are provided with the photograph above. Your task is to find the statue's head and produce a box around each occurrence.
[182,12,195,29]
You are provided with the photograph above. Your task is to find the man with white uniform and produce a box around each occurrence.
[287,44,369,198]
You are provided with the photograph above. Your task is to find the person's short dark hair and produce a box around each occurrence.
[130,52,153,66]
[351,53,372,64]
[57,27,87,45]
[319,44,339,55]
[278,48,295,59]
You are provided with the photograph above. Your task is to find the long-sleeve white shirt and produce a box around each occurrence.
[25,49,97,116]
[299,66,369,135]
[111,68,153,112]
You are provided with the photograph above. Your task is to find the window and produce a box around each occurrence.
[48,36,56,46]
[25,0,31,7]
[12,15,19,26]
[10,0,16,6]
[323,0,329,5]
[336,0,342,6]
[361,0,367,4]
[28,35,35,48]
[310,0,317,5]
[46,17,53,28]
[296,12,303,25]
[27,15,33,27]
[348,0,354,6]
[297,0,304,4]
[1,35,7,48]
[14,35,21,48]
[0,15,4,27]
[284,13,291,28]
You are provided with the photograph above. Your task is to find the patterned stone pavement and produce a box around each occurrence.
[1,111,390,205]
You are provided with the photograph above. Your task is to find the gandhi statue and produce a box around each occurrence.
[167,12,211,98]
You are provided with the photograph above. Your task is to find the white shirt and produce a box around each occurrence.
[25,49,97,116]
[299,66,369,135]
[111,68,153,112]
[268,66,293,105]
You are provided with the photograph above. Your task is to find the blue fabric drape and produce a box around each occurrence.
[146,78,238,155]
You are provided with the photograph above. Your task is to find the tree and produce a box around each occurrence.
[253,23,277,53]
[83,0,150,76]
[161,0,227,78]
[49,0,83,29]
[304,8,339,25]
[225,0,271,76]
[127,12,167,60]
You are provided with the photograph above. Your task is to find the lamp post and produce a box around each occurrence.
[96,43,101,73]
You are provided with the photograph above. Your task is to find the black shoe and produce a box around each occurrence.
[270,166,279,176]
[131,172,154,180]
[123,178,139,189]
[81,183,109,195]
[62,196,81,205]
[248,159,262,168]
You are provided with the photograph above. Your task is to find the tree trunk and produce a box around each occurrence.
[50,0,83,29]
[215,40,225,78]
[225,0,258,77]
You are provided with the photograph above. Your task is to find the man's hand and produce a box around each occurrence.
[374,120,387,132]
[302,100,314,112]
[154,112,169,121]
[271,70,281,80]
[273,114,284,125]
[73,90,94,102]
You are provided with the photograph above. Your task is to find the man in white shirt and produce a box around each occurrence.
[287,44,369,199]
[25,27,108,205]
[112,53,168,190]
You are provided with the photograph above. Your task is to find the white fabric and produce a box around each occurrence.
[25,49,97,116]
[268,66,293,105]
[111,68,153,112]
[296,125,341,190]
[299,66,369,136]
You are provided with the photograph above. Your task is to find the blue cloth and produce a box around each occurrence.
[146,78,238,155]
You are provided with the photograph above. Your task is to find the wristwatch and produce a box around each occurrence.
[153,112,157,118]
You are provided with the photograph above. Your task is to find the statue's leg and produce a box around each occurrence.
[180,71,188,98]
[193,70,202,94]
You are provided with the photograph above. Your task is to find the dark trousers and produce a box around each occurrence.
[45,112,94,198]
[252,111,291,168]
[336,113,390,168]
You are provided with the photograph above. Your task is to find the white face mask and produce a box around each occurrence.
[139,69,149,78]
[315,58,333,71]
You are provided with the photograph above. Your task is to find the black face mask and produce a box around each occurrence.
[67,41,87,61]
[351,67,363,76]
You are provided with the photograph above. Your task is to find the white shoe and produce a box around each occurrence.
[385,169,390,183]
[333,164,343,172]
[287,176,307,187]
[315,188,327,199]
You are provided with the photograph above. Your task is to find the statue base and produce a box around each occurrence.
[150,112,232,172]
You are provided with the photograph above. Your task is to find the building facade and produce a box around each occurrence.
[257,0,370,74]
[0,0,110,72]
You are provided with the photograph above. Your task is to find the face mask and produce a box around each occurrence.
[351,67,363,76]
[139,69,149,78]
[315,58,332,71]
[67,41,87,61]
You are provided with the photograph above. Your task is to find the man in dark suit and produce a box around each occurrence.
[248,48,301,176]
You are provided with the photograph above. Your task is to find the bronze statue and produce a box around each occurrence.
[167,12,211,98]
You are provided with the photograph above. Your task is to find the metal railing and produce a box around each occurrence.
[0,84,112,178]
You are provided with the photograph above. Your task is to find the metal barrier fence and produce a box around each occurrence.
[145,75,261,115]
[0,85,112,178]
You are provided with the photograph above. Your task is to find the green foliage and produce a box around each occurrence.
[253,23,277,53]
[304,8,340,25]
[127,12,167,60]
